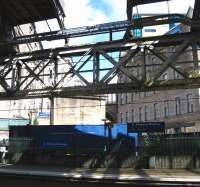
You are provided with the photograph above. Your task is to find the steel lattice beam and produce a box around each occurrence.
[0,30,198,99]
[0,0,199,100]
[192,0,200,31]
[6,14,195,46]
[8,31,200,62]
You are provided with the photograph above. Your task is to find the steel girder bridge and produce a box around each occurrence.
[0,0,199,100]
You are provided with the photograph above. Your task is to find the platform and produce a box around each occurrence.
[0,164,200,183]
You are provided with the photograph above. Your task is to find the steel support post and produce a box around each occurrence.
[54,57,58,86]
[16,61,22,90]
[49,96,54,125]
[109,30,113,41]
[93,50,100,84]
[11,64,16,90]
[192,43,199,71]
[141,47,146,81]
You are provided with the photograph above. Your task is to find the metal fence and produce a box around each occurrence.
[7,137,34,163]
[143,133,200,156]
[5,133,200,168]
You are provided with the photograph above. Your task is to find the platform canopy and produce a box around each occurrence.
[193,0,200,21]
[0,0,65,26]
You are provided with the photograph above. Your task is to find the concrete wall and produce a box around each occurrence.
[54,98,105,125]
[149,156,195,169]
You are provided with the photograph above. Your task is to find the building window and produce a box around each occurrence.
[152,57,156,71]
[138,91,141,98]
[120,113,123,123]
[131,93,134,102]
[139,92,143,98]
[187,94,193,113]
[120,94,123,105]
[154,103,157,120]
[49,69,53,79]
[144,105,148,121]
[175,97,181,115]
[164,100,170,118]
[126,111,128,122]
[118,75,122,83]
[174,127,181,134]
[29,25,33,33]
[39,102,42,111]
[174,70,180,79]
[117,94,119,104]
[131,109,134,122]
[163,72,168,80]
[139,107,142,122]
[136,65,140,77]
[47,102,50,110]
[125,93,128,104]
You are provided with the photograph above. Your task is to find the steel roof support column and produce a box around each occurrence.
[54,56,58,86]
[52,0,65,30]
[11,63,16,90]
[127,0,133,20]
[192,0,200,31]
[192,43,199,71]
[0,63,12,93]
[49,96,54,125]
[141,47,146,81]
[93,50,100,84]
[16,61,22,91]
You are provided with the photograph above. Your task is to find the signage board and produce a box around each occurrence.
[38,112,50,118]
[127,122,165,133]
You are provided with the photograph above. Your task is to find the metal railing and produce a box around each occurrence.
[5,133,200,169]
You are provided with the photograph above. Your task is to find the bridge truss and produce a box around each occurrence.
[0,0,199,101]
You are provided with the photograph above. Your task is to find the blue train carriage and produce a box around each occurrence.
[9,124,137,154]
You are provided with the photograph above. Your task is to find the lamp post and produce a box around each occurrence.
[102,118,113,150]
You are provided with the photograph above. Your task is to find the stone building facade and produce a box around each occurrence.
[117,24,200,133]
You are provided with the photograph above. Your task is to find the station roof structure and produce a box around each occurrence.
[192,0,200,31]
[0,0,65,26]
[193,0,200,20]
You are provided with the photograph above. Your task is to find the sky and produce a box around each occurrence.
[62,0,195,27]
[38,0,195,47]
